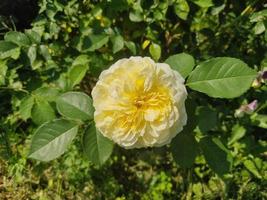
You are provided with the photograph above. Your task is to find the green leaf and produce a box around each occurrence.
[0,41,20,60]
[32,99,56,125]
[187,57,257,98]
[29,119,78,161]
[190,0,213,8]
[83,123,113,165]
[68,65,88,87]
[33,87,60,102]
[244,159,262,179]
[25,29,41,44]
[171,132,198,168]
[82,34,109,52]
[56,92,94,121]
[174,0,190,20]
[27,46,37,65]
[39,45,51,61]
[0,60,7,85]
[228,124,246,145]
[171,97,198,168]
[253,21,265,35]
[72,55,89,66]
[251,114,267,129]
[27,45,43,70]
[125,41,136,55]
[4,31,31,47]
[111,35,124,53]
[197,106,217,133]
[165,53,195,78]
[200,137,233,177]
[250,9,267,22]
[149,43,161,61]
[129,10,143,22]
[19,96,35,121]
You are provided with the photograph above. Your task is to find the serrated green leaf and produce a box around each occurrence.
[19,96,35,121]
[187,57,257,98]
[56,92,94,121]
[83,123,113,165]
[111,35,124,53]
[165,53,195,78]
[32,99,56,125]
[4,31,31,47]
[0,41,20,60]
[29,119,78,161]
[200,137,233,177]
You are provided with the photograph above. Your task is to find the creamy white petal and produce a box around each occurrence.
[91,56,187,149]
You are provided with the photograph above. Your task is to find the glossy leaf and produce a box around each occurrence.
[165,53,195,78]
[56,92,94,121]
[187,57,257,98]
[83,123,114,166]
[29,119,78,161]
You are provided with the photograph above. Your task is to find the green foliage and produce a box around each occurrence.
[56,92,94,121]
[29,119,78,161]
[0,0,267,199]
[165,53,195,78]
[187,57,257,98]
[83,123,114,166]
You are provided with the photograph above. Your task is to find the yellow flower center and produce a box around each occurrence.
[113,84,172,132]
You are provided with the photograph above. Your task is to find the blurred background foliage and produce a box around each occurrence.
[0,0,267,199]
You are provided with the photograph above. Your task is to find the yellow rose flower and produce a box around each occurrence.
[91,57,187,148]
